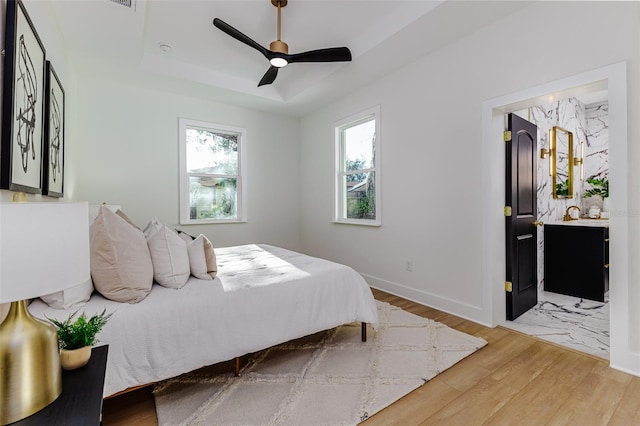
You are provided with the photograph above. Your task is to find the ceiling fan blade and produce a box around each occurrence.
[213,18,271,60]
[286,47,352,64]
[258,66,279,87]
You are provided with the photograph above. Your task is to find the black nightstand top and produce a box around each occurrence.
[12,345,108,426]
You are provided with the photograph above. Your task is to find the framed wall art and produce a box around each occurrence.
[1,0,46,194]
[43,61,64,197]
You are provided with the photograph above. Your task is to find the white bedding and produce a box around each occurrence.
[28,244,379,397]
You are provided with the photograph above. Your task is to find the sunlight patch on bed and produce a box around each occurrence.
[216,245,310,291]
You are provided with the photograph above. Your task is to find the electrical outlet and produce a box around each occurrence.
[406,260,413,272]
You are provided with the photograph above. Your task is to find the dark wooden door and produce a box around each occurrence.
[505,113,538,320]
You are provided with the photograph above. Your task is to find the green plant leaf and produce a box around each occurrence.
[583,175,609,198]
[47,309,113,350]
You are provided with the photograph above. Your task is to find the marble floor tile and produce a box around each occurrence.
[502,291,609,359]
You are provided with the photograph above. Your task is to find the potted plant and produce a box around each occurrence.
[47,309,112,370]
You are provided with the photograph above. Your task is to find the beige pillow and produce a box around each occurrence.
[185,234,218,280]
[90,206,153,303]
[202,236,217,279]
[144,219,190,289]
[116,209,140,230]
[176,230,215,278]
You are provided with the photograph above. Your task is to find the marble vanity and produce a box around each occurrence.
[546,218,609,227]
[544,219,609,302]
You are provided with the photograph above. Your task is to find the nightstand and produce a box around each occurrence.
[12,345,108,426]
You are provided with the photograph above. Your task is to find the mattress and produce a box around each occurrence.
[28,244,379,396]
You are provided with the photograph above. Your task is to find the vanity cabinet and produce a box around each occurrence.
[544,224,609,302]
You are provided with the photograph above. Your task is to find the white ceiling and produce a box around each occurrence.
[48,0,533,117]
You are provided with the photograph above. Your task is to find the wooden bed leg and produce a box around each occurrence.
[235,357,240,377]
[361,322,367,342]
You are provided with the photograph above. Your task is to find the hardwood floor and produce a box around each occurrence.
[102,289,640,425]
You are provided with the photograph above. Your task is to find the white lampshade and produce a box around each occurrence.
[0,202,90,303]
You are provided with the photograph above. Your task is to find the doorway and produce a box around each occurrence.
[500,104,611,358]
[481,62,629,367]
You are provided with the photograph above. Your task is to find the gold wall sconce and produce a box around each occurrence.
[573,140,584,180]
[540,147,552,177]
[540,129,554,176]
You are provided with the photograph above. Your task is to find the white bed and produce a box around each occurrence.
[28,244,379,397]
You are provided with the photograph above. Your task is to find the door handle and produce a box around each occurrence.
[533,220,544,227]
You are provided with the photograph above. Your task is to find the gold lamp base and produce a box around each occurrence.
[0,300,62,425]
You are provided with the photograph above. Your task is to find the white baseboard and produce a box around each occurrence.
[361,273,491,328]
[610,351,640,378]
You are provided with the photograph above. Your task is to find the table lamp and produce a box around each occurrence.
[0,202,90,424]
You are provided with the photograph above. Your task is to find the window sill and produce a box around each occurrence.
[180,219,248,225]
[332,219,381,227]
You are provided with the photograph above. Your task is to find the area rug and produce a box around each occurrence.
[152,301,487,425]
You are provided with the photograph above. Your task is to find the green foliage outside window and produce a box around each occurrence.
[346,158,367,182]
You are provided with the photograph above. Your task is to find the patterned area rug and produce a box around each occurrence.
[153,301,487,425]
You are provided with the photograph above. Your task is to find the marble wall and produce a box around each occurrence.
[528,97,610,292]
[584,101,610,203]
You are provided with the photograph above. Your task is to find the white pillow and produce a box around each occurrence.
[185,234,218,280]
[145,218,190,288]
[143,216,162,238]
[90,206,153,303]
[40,279,94,309]
[177,230,194,243]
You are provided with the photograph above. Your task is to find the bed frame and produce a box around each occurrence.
[232,322,368,376]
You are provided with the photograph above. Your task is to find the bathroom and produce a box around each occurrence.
[503,92,610,359]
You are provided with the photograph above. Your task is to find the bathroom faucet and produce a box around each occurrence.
[563,206,580,221]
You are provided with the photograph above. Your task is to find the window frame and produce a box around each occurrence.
[333,106,381,226]
[178,118,247,225]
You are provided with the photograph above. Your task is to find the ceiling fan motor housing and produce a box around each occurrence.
[269,40,288,54]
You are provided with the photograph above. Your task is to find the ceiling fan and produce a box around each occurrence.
[213,0,352,87]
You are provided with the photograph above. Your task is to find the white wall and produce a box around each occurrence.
[299,2,640,372]
[0,0,77,202]
[0,0,77,321]
[73,76,301,250]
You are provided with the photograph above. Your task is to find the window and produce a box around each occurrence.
[179,118,247,224]
[334,106,380,226]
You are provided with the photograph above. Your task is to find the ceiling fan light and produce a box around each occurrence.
[270,57,288,68]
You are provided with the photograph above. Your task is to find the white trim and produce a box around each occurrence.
[333,105,382,226]
[332,219,381,227]
[363,273,489,327]
[178,118,248,225]
[481,62,638,375]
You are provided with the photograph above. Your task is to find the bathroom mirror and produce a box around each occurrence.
[551,126,573,199]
